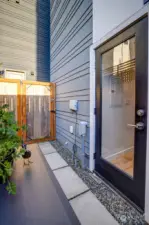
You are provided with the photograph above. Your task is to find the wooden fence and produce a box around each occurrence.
[0,79,56,144]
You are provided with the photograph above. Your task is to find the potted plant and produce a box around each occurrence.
[0,104,25,194]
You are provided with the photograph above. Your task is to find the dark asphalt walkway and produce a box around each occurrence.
[0,144,80,225]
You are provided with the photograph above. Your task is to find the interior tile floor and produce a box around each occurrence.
[109,150,134,176]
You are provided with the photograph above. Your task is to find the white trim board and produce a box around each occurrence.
[5,69,26,80]
[89,3,149,223]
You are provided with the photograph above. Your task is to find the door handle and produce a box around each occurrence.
[127,122,145,130]
[50,110,56,113]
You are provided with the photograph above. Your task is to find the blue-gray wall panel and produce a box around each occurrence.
[50,0,92,161]
[51,49,90,80]
[0,0,50,81]
[50,0,92,164]
[51,1,92,52]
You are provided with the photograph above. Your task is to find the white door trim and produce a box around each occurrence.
[89,4,149,222]
[5,69,26,80]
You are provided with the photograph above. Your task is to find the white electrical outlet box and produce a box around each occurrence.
[79,121,88,136]
[69,100,78,111]
[69,125,73,134]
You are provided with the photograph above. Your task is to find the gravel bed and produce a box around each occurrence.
[50,140,147,225]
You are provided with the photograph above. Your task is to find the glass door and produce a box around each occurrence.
[102,37,136,178]
[95,17,148,210]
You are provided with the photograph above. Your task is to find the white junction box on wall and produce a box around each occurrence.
[69,125,73,134]
[79,121,88,136]
[69,100,78,111]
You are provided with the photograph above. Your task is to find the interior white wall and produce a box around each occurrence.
[90,1,149,222]
[102,77,135,159]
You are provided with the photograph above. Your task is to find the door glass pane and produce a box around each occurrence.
[101,37,136,177]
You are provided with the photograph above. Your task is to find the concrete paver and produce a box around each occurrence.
[54,166,89,199]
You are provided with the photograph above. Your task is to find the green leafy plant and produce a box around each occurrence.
[0,104,25,194]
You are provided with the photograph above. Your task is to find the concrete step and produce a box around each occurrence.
[39,142,56,155]
[54,166,89,200]
[70,191,118,225]
[45,152,68,170]
[39,142,119,225]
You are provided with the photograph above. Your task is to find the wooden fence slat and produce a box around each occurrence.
[0,79,56,144]
[17,81,21,137]
[22,83,27,141]
[22,81,55,144]
[50,83,56,139]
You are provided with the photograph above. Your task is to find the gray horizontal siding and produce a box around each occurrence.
[0,0,50,81]
[50,0,92,165]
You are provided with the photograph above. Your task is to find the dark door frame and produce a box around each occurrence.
[95,17,148,210]
[144,0,149,4]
